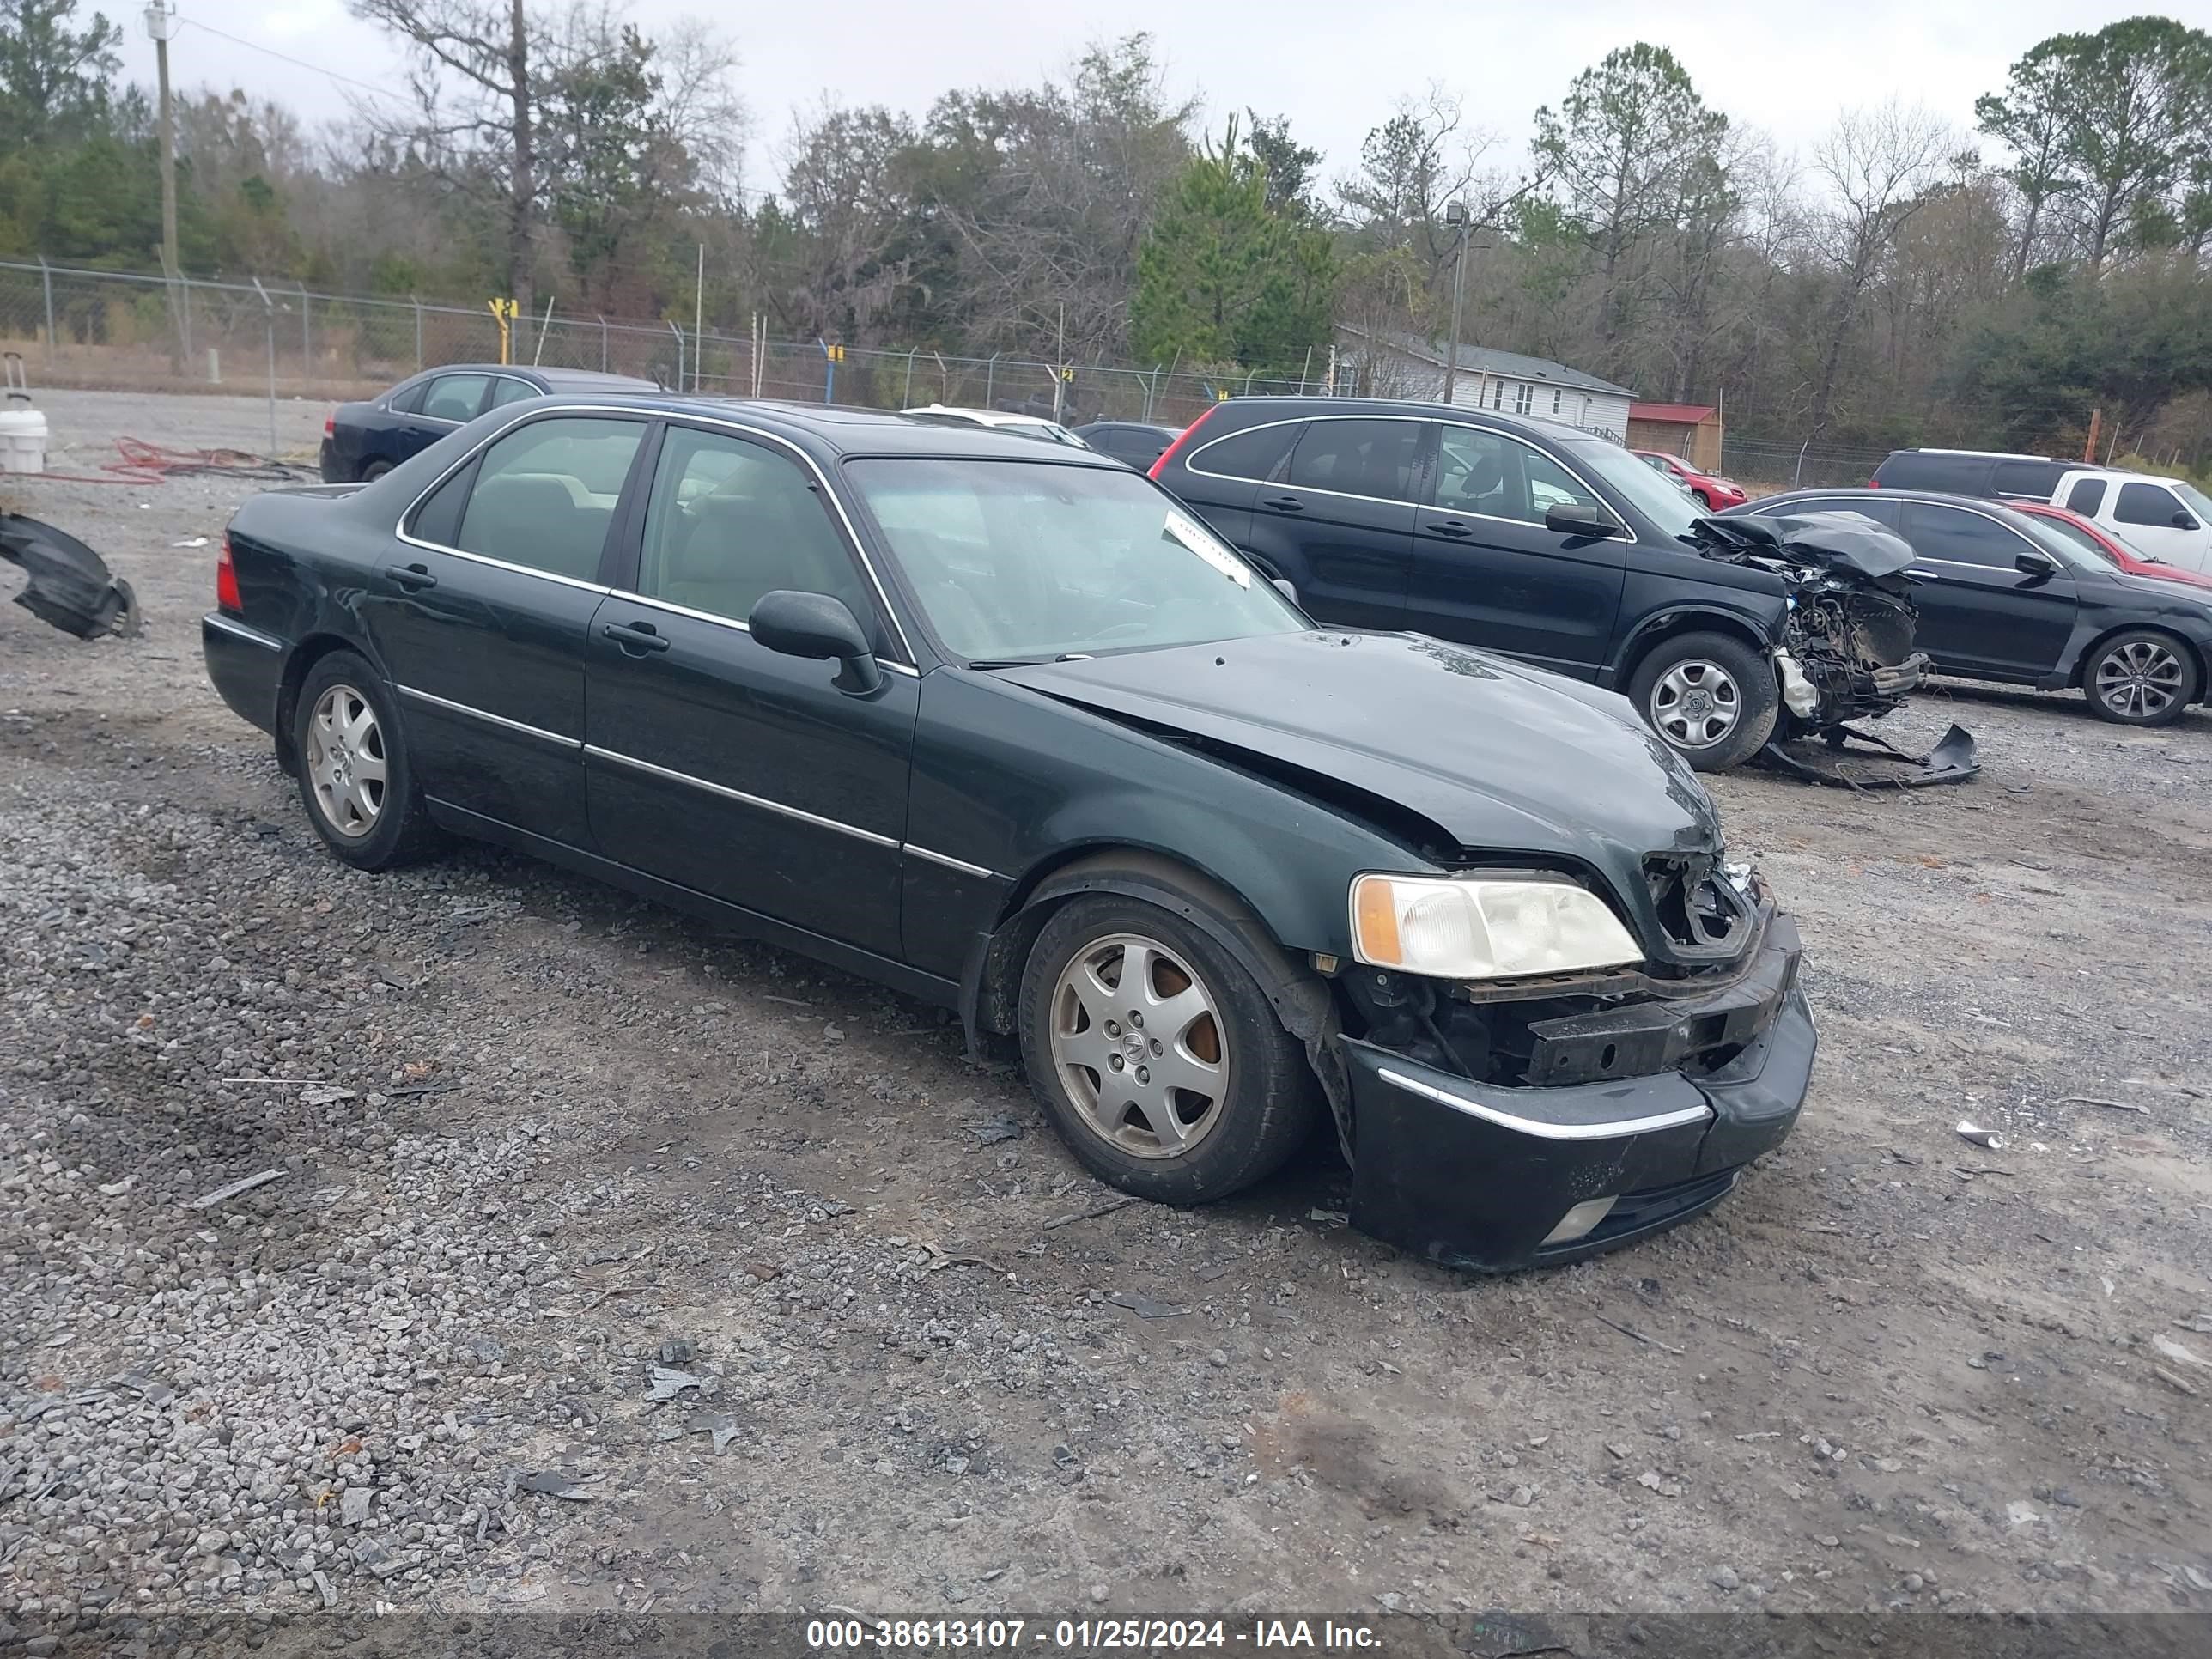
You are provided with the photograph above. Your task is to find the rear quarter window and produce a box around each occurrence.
[1186,420,1299,484]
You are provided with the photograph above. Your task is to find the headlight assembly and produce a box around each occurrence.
[1350,872,1642,980]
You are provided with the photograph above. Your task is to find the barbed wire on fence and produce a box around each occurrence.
[0,258,1344,431]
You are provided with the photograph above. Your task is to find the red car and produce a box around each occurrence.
[2013,501,2212,592]
[1632,449,1747,510]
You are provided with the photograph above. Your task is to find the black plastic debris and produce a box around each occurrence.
[2,513,139,640]
[1755,721,1980,790]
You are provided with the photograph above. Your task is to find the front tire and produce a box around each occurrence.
[1627,631,1778,771]
[1018,891,1319,1204]
[293,651,439,869]
[2083,630,2198,726]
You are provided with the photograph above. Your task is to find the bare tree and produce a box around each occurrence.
[1802,102,1954,438]
[350,0,580,325]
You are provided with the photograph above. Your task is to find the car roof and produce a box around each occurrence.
[514,394,1128,464]
[902,404,1060,426]
[1886,447,2075,464]
[1200,395,1617,442]
[1753,486,2047,526]
[401,363,658,390]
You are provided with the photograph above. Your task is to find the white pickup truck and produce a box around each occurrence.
[2052,469,2212,574]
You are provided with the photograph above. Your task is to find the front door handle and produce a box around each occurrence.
[1428,518,1474,538]
[602,619,672,653]
[1259,494,1305,513]
[383,562,437,592]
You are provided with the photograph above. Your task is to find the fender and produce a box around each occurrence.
[1604,598,1785,688]
[957,848,1352,1158]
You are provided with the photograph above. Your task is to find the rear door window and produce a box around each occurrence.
[1900,503,2031,568]
[1991,459,2059,498]
[421,374,492,423]
[1285,418,1421,501]
[2066,477,2107,516]
[1880,453,1987,493]
[1187,421,1298,483]
[452,416,647,582]
[2114,481,2184,527]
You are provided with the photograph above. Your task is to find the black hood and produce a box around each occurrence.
[996,629,1723,883]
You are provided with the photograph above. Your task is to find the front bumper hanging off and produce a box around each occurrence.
[1340,912,1814,1271]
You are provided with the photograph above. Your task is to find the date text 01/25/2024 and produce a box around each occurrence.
[804,1619,1382,1650]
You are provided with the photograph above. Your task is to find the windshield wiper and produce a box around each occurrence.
[964,657,1048,669]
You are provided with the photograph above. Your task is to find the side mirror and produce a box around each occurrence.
[1271,576,1300,605]
[2172,511,2198,531]
[749,589,882,694]
[2014,549,2058,579]
[1544,500,1623,539]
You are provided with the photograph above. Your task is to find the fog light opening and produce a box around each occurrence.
[1540,1196,1619,1247]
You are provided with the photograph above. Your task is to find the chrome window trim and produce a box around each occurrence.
[1183,411,1637,543]
[905,843,1000,880]
[394,684,581,750]
[393,403,916,665]
[594,584,917,675]
[1184,412,1425,501]
[1376,1066,1713,1142]
[582,744,900,848]
[204,613,284,651]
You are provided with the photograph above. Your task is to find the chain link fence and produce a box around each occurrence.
[0,258,1342,428]
[1722,436,1893,494]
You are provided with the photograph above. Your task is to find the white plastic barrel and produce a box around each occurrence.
[0,406,46,475]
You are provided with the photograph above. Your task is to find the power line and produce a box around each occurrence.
[176,15,415,105]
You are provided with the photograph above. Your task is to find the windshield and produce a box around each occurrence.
[1561,435,1704,540]
[848,458,1308,663]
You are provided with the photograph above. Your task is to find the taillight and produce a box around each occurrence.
[216,536,241,612]
[324,410,336,438]
[1148,403,1221,481]
[1866,478,1881,487]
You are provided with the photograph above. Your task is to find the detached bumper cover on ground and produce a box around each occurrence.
[2,513,138,640]
[1342,912,1814,1271]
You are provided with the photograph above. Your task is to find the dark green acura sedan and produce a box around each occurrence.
[202,394,1814,1270]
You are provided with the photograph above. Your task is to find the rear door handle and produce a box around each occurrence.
[1259,494,1304,513]
[1427,519,1474,538]
[383,562,436,592]
[602,619,672,653]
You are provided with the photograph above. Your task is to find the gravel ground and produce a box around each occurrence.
[3,390,2211,1640]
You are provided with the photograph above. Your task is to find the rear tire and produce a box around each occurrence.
[361,459,394,483]
[2082,629,2198,726]
[292,651,440,869]
[1018,890,1319,1205]
[1627,631,1778,771]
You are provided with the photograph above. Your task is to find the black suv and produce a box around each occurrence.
[1152,397,1838,769]
[1867,449,2081,501]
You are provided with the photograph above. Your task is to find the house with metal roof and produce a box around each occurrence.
[1334,327,1638,442]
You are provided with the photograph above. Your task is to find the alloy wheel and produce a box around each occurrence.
[2094,640,2184,720]
[1650,659,1742,749]
[306,684,387,838]
[1048,933,1231,1159]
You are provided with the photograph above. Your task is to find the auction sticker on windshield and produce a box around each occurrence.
[1164,507,1250,587]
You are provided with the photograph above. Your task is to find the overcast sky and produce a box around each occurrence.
[126,0,2197,191]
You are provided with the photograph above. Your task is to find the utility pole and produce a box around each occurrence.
[145,3,179,280]
[1441,201,1469,408]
